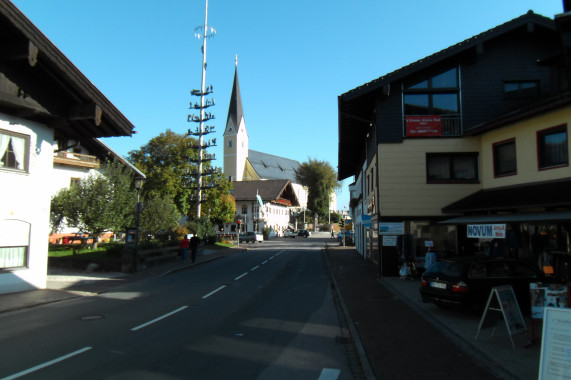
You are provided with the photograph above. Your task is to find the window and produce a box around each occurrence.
[537,125,568,170]
[241,205,247,214]
[70,177,81,187]
[493,139,517,177]
[426,153,479,183]
[0,220,30,270]
[228,139,232,148]
[504,81,539,99]
[0,130,29,172]
[404,68,459,116]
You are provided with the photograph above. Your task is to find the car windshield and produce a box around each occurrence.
[425,261,464,277]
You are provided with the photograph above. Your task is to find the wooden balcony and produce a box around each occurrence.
[53,151,100,169]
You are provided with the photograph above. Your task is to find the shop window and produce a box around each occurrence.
[537,125,568,170]
[0,129,29,172]
[426,153,479,183]
[0,220,30,270]
[493,139,517,177]
[504,80,539,100]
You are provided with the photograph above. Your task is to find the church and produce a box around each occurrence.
[222,61,310,236]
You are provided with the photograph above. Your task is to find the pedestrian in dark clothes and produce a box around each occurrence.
[190,235,200,263]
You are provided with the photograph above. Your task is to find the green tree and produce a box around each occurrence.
[50,159,137,247]
[127,129,197,216]
[295,158,340,218]
[140,196,180,241]
[128,130,235,225]
[201,170,236,227]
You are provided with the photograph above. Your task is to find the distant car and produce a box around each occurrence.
[419,255,546,311]
[239,232,263,243]
[285,230,297,238]
[297,229,311,238]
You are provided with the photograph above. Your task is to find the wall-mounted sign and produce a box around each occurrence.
[379,222,404,235]
[382,236,397,247]
[467,224,506,239]
[405,116,442,137]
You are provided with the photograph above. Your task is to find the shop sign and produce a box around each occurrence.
[379,222,404,235]
[405,116,442,137]
[467,224,506,239]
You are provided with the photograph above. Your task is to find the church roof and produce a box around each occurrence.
[247,150,300,182]
[231,179,300,207]
[226,65,244,130]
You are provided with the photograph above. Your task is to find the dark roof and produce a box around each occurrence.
[248,150,300,182]
[337,11,556,180]
[230,179,300,207]
[226,66,244,130]
[340,11,554,101]
[0,0,134,140]
[442,179,571,214]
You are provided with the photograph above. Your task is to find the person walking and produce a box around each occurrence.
[190,234,201,264]
[179,235,190,262]
[331,229,335,239]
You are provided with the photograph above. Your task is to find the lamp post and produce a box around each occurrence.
[133,177,144,272]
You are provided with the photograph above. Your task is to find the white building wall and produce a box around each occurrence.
[0,113,53,293]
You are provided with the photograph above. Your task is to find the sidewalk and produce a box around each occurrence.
[324,246,540,380]
[0,248,237,314]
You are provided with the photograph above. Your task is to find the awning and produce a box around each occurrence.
[439,211,571,224]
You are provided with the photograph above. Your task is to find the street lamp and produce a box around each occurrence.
[133,177,144,272]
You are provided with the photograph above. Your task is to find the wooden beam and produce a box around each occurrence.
[68,103,103,126]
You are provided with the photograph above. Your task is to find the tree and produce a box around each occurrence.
[127,130,197,216]
[50,159,137,247]
[140,196,180,241]
[295,158,340,218]
[200,170,236,227]
[128,130,235,224]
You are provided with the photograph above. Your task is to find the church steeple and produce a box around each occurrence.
[225,55,244,134]
[223,56,248,182]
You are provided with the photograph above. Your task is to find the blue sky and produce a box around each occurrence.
[11,0,564,210]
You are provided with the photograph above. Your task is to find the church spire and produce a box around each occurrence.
[226,56,244,132]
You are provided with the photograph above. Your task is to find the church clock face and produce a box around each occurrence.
[228,127,233,133]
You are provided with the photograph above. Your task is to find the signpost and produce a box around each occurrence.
[476,285,527,348]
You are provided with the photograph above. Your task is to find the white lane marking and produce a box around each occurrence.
[2,347,93,380]
[202,285,227,299]
[261,260,268,265]
[317,368,341,380]
[269,256,274,260]
[234,272,248,281]
[131,306,188,331]
[251,265,260,271]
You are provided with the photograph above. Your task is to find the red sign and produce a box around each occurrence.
[405,116,442,137]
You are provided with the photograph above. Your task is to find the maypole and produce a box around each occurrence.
[187,0,217,219]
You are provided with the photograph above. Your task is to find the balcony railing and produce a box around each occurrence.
[53,151,100,169]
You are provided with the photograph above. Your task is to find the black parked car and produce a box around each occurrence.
[419,255,545,312]
[297,229,311,238]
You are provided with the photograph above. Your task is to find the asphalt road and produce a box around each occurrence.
[0,239,357,380]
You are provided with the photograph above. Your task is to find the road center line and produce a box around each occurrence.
[234,272,248,281]
[2,346,93,380]
[202,285,226,299]
[261,260,268,265]
[251,265,260,271]
[317,368,341,380]
[131,306,188,331]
